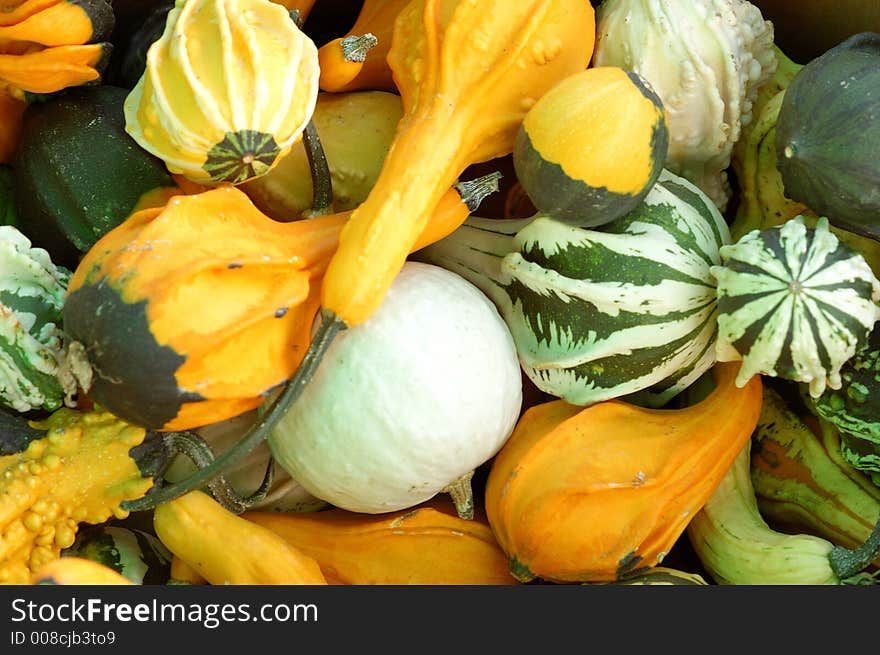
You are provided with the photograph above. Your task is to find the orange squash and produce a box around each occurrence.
[484,362,763,583]
[316,0,411,93]
[244,499,518,585]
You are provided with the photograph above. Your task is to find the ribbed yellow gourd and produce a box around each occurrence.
[123,0,320,185]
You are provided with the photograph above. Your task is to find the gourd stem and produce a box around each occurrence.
[340,34,378,63]
[442,470,475,520]
[830,512,880,580]
[160,431,273,514]
[455,171,503,211]
[302,119,334,218]
[121,311,347,513]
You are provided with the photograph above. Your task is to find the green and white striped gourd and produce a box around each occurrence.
[64,525,173,585]
[415,168,730,407]
[711,215,880,398]
[0,226,86,413]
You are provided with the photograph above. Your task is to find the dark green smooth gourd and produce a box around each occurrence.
[11,85,178,269]
[775,32,880,241]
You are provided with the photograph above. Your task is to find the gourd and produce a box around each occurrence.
[711,215,880,398]
[123,0,321,185]
[153,490,328,585]
[417,168,730,408]
[240,91,404,220]
[0,0,115,163]
[316,0,409,93]
[63,176,496,434]
[804,328,880,485]
[268,261,522,518]
[751,384,880,563]
[0,407,164,585]
[11,85,182,269]
[126,0,596,510]
[244,499,517,585]
[0,225,89,414]
[512,66,668,226]
[484,361,763,583]
[592,0,777,211]
[33,557,134,585]
[62,187,344,432]
[64,525,173,585]
[687,440,880,585]
[169,556,206,585]
[775,32,880,242]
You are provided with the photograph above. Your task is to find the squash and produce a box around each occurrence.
[775,32,880,242]
[268,261,522,518]
[416,168,730,408]
[169,555,207,585]
[484,361,763,583]
[513,66,668,226]
[316,0,410,94]
[123,0,320,185]
[64,525,173,584]
[244,499,518,585]
[153,490,328,585]
[0,224,87,414]
[0,407,163,585]
[688,440,880,585]
[62,188,343,432]
[804,327,880,485]
[11,84,181,269]
[0,0,113,47]
[751,384,880,564]
[32,557,134,585]
[63,176,493,434]
[240,90,404,220]
[711,215,880,398]
[0,0,114,97]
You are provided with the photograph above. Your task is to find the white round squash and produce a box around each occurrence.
[268,261,523,515]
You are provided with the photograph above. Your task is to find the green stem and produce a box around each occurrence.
[830,511,880,580]
[120,311,347,513]
[302,120,333,218]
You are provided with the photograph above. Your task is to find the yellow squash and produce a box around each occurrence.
[153,490,328,585]
[0,408,155,585]
[33,557,134,585]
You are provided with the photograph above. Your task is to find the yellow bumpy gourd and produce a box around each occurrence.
[123,0,320,185]
[0,408,154,585]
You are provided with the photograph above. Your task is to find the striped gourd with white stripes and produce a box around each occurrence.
[711,215,880,398]
[415,168,730,407]
[0,226,80,413]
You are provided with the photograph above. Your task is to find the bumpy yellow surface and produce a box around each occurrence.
[0,408,153,584]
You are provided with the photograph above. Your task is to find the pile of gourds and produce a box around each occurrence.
[1,0,880,586]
